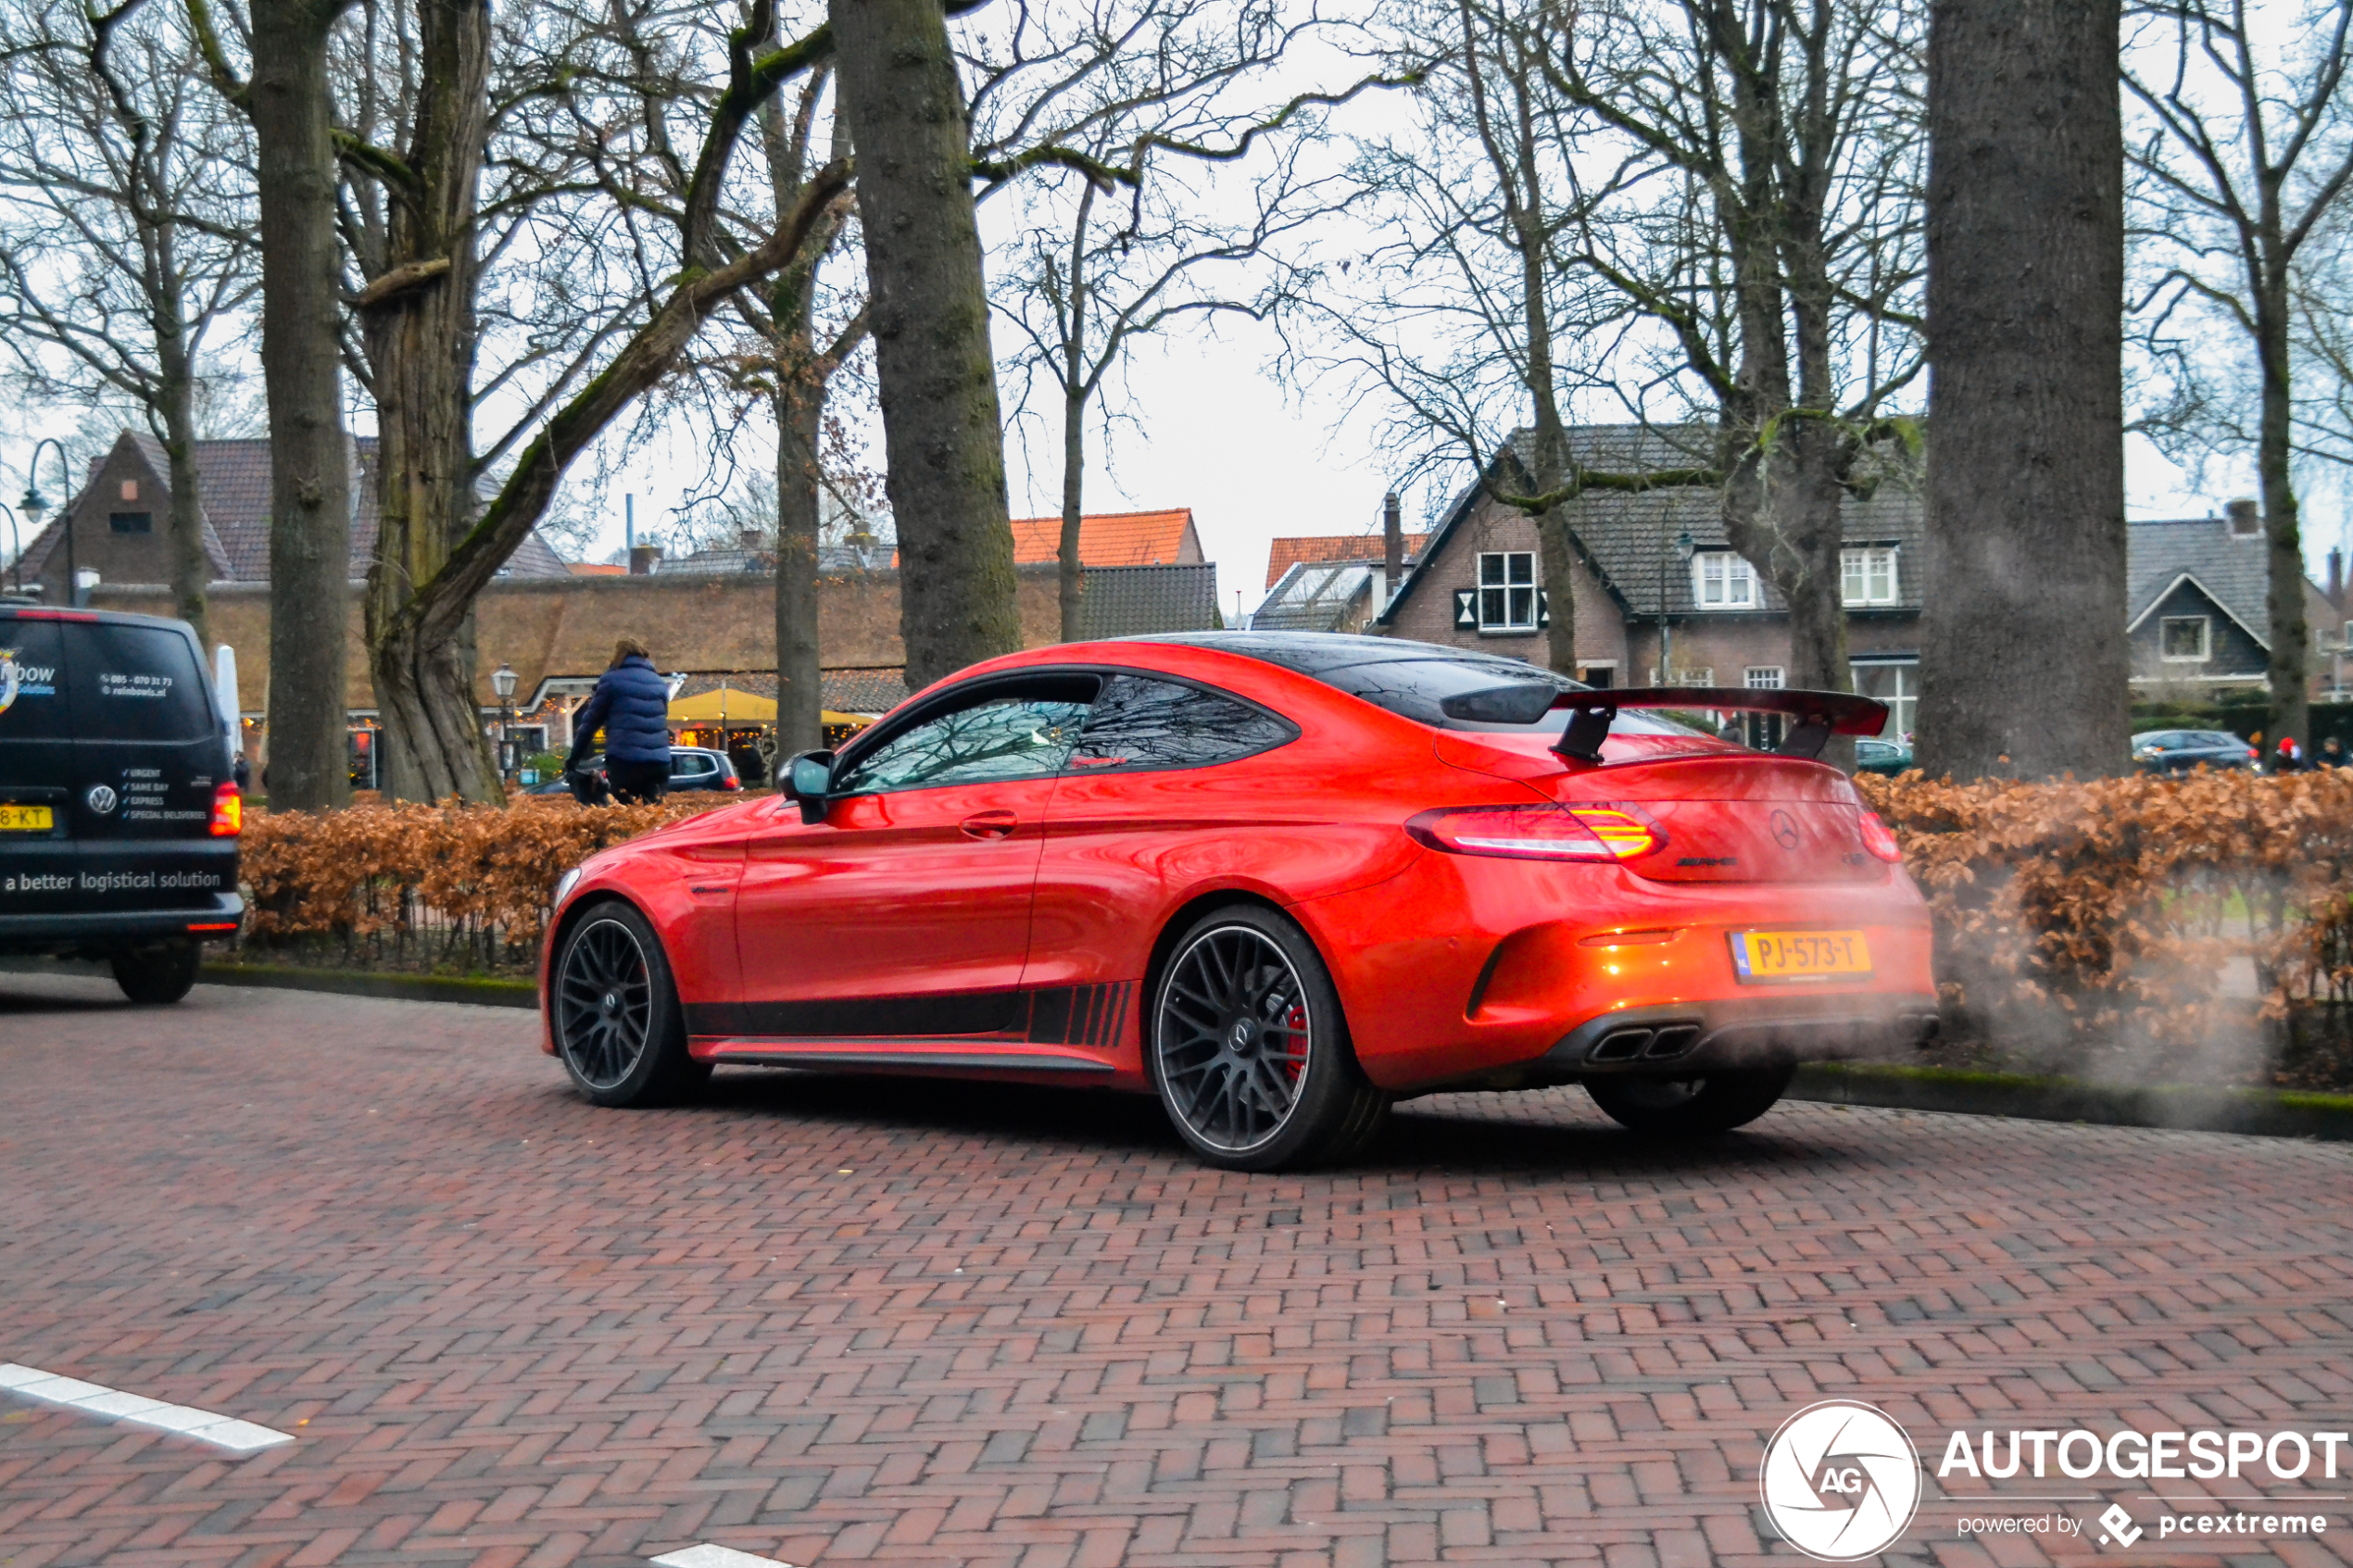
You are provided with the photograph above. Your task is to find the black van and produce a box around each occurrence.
[0,603,243,1003]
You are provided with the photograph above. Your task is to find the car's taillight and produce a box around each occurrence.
[1858,810,1901,862]
[1406,803,1665,861]
[721,771,741,791]
[210,782,242,837]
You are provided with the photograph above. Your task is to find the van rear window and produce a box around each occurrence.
[63,622,214,741]
[0,621,70,740]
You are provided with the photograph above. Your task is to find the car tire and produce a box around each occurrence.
[1584,1064,1795,1135]
[549,899,706,1108]
[110,941,201,1005]
[1147,905,1389,1172]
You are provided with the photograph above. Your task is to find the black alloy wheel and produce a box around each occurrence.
[1584,1064,1795,1135]
[1149,906,1389,1171]
[551,900,705,1107]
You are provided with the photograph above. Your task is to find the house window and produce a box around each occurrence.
[109,511,153,534]
[1841,546,1899,606]
[1478,551,1538,632]
[1692,551,1757,608]
[1851,657,1919,739]
[1744,666,1785,689]
[1649,666,1714,685]
[2160,616,2211,662]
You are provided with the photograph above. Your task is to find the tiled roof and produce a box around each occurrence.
[1076,561,1220,638]
[1009,508,1198,567]
[822,669,913,716]
[571,561,626,576]
[2125,517,2275,646]
[1265,532,1427,588]
[19,432,573,583]
[1252,562,1377,632]
[1383,424,1925,622]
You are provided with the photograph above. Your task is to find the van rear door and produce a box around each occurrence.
[58,618,236,912]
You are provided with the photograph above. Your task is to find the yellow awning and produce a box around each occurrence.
[667,688,776,722]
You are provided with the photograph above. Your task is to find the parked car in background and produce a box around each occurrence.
[0,603,243,1003]
[2131,730,2259,774]
[1854,738,1913,776]
[529,746,742,798]
[539,633,1936,1171]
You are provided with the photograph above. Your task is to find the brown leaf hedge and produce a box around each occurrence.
[1859,768,2353,1065]
[237,796,727,970]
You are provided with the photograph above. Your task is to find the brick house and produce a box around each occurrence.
[2126,501,2345,700]
[11,429,572,601]
[1373,426,1927,735]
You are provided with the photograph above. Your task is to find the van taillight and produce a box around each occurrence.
[210,782,243,837]
[1858,810,1901,862]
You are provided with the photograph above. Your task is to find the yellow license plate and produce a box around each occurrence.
[0,804,53,832]
[1731,929,1871,981]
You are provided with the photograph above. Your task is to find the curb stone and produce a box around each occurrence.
[1792,1061,2353,1142]
[198,963,538,1010]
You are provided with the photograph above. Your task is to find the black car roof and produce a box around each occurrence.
[1127,630,1587,683]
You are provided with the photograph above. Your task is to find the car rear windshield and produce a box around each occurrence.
[0,619,70,740]
[1139,633,1700,737]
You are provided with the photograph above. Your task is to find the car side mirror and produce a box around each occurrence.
[784,749,836,824]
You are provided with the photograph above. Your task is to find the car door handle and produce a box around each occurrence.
[960,809,1019,839]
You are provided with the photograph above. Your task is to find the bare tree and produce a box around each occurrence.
[0,0,256,648]
[1537,0,1927,708]
[184,0,356,811]
[2126,0,2353,752]
[1917,0,2127,780]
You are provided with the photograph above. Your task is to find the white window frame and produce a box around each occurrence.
[1841,546,1900,607]
[1744,666,1785,689]
[1692,551,1758,609]
[1850,658,1919,740]
[2159,615,2212,662]
[1477,550,1538,633]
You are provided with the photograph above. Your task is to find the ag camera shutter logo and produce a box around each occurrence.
[1760,1399,1924,1561]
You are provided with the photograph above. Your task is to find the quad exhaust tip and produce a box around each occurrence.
[1588,1022,1703,1063]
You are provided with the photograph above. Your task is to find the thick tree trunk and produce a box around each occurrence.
[829,0,1021,689]
[1918,0,2127,781]
[362,0,496,804]
[1060,383,1085,643]
[774,376,825,755]
[154,354,211,654]
[2257,286,2309,754]
[248,0,352,811]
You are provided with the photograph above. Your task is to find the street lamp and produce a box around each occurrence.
[1659,526,1696,684]
[0,499,19,594]
[490,660,519,780]
[19,437,73,604]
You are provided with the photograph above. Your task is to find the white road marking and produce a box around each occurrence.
[0,1362,294,1453]
[649,1548,797,1568]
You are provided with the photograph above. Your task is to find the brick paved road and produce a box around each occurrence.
[2,973,2349,1568]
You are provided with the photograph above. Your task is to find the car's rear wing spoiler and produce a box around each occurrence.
[1437,682,1889,763]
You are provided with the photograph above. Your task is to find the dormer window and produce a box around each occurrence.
[2160,615,2211,661]
[1692,551,1757,608]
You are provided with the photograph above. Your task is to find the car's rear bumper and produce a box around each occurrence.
[0,893,245,956]
[1540,992,1940,1078]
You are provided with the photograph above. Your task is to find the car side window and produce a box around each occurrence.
[1068,674,1298,772]
[835,691,1092,797]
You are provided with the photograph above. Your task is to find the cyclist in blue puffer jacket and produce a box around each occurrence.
[565,638,672,803]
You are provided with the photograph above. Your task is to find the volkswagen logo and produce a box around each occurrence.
[1770,808,1802,850]
[1759,1399,1922,1561]
[84,784,119,815]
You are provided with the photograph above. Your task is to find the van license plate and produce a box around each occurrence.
[1731,929,1870,981]
[0,804,55,832]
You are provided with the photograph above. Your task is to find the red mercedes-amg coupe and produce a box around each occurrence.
[540,634,1936,1170]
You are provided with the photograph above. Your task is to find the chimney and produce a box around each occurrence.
[739,528,763,552]
[629,544,661,575]
[1383,491,1404,595]
[2333,547,2346,608]
[2226,497,2261,537]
